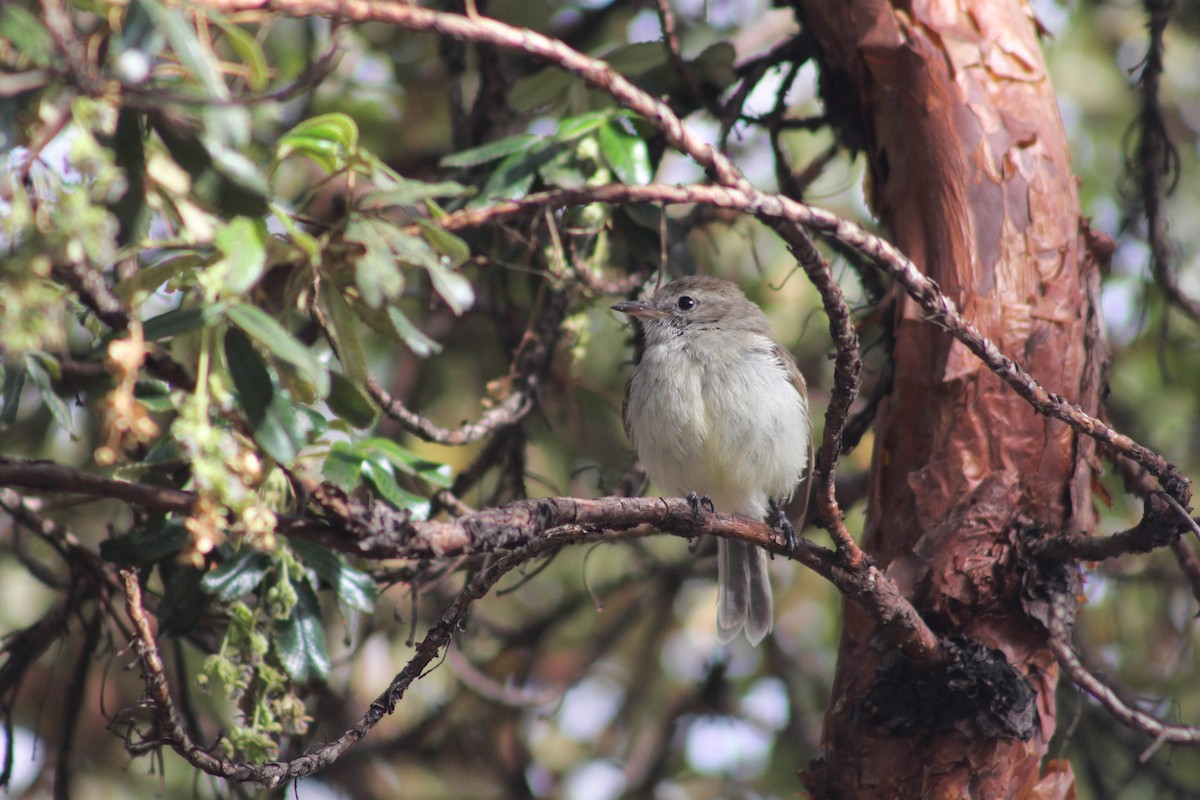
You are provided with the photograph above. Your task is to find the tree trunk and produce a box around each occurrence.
[792,1,1103,796]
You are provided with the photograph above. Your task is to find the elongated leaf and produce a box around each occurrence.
[322,440,363,490]
[206,139,270,205]
[361,179,472,209]
[599,119,652,185]
[113,252,204,303]
[318,280,367,385]
[211,18,268,91]
[0,365,25,428]
[223,327,300,465]
[386,307,442,357]
[200,549,273,602]
[604,42,668,76]
[141,303,223,341]
[345,219,404,307]
[374,223,439,269]
[135,0,227,98]
[100,521,189,566]
[274,580,330,682]
[360,458,431,519]
[359,437,453,488]
[159,564,205,637]
[0,6,54,68]
[440,133,540,169]
[289,539,378,614]
[270,204,321,262]
[327,371,378,429]
[276,113,359,173]
[226,303,329,399]
[470,147,543,207]
[509,67,574,113]
[425,259,475,316]
[214,217,268,296]
[418,220,470,269]
[554,110,612,142]
[23,353,74,435]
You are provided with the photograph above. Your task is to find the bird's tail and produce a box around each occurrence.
[716,539,773,645]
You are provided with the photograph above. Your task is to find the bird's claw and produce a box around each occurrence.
[769,502,799,552]
[686,491,715,516]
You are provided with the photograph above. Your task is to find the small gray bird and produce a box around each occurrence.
[613,275,811,645]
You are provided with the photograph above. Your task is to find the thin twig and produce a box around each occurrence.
[1048,591,1200,748]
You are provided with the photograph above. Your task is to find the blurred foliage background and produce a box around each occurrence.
[0,0,1199,798]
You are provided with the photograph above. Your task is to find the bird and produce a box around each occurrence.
[613,275,811,645]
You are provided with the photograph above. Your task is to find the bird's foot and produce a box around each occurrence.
[686,491,715,515]
[685,492,714,547]
[768,501,799,553]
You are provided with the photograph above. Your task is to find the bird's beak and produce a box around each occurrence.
[611,300,667,319]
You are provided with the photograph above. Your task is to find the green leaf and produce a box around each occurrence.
[359,437,453,488]
[439,133,541,169]
[599,119,653,185]
[113,252,204,303]
[270,204,321,262]
[470,147,543,207]
[327,371,378,429]
[158,564,206,637]
[211,18,268,91]
[200,549,273,602]
[276,113,359,174]
[0,365,25,429]
[151,116,269,217]
[0,6,54,68]
[141,303,224,341]
[690,42,737,93]
[345,219,405,307]
[417,220,470,269]
[360,179,473,209]
[360,458,431,519]
[425,258,475,316]
[554,110,613,142]
[204,105,252,151]
[135,0,228,99]
[322,440,363,490]
[604,42,667,76]
[205,139,271,209]
[100,521,189,566]
[226,303,330,399]
[223,327,301,465]
[318,280,367,386]
[386,307,442,357]
[214,217,268,296]
[370,221,432,266]
[508,67,575,113]
[107,107,151,247]
[274,580,330,682]
[23,353,74,436]
[289,539,379,614]
[537,146,590,190]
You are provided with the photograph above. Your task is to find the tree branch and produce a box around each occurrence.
[1047,589,1200,752]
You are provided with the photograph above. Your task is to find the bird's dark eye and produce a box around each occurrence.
[676,296,696,311]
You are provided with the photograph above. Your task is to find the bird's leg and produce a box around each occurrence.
[685,492,714,550]
[768,500,799,553]
[686,491,715,515]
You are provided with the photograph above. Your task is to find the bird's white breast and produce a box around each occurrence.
[625,331,809,518]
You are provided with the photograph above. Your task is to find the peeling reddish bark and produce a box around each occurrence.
[792,1,1102,796]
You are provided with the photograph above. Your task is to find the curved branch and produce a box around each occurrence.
[0,456,941,666]
[1127,0,1199,323]
[422,181,1190,503]
[1047,591,1200,751]
[120,537,542,786]
[361,281,569,446]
